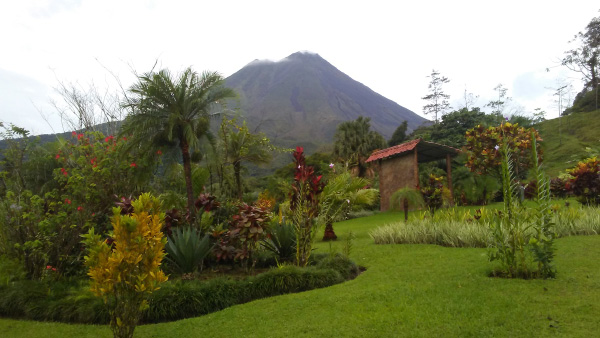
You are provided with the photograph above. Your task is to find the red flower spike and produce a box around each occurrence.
[130,162,137,168]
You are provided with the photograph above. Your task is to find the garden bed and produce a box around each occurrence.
[0,253,361,325]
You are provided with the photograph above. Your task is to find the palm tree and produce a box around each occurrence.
[389,187,425,222]
[332,116,386,177]
[220,119,273,200]
[319,172,378,240]
[121,68,235,217]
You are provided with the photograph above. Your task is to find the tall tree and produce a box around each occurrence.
[388,120,408,147]
[332,116,386,177]
[562,13,600,91]
[421,69,451,123]
[486,83,511,117]
[562,12,600,111]
[121,68,236,218]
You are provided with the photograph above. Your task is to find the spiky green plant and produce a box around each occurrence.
[528,130,556,278]
[319,171,378,240]
[488,142,533,278]
[164,227,212,274]
[261,221,296,262]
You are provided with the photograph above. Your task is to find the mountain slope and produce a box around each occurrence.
[537,109,600,176]
[225,52,426,150]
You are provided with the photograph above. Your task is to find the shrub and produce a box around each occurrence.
[0,255,26,285]
[229,204,271,268]
[164,227,212,274]
[0,189,90,279]
[261,221,296,262]
[566,157,600,205]
[314,253,360,280]
[550,177,569,198]
[82,193,168,338]
[0,255,359,324]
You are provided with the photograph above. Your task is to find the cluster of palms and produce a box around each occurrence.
[121,68,273,218]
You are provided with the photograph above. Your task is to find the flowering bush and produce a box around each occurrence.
[0,189,90,279]
[54,131,158,233]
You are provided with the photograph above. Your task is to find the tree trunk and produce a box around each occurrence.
[403,199,409,222]
[322,221,337,241]
[234,160,242,200]
[180,140,195,219]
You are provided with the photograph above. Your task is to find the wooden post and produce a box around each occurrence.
[413,148,419,189]
[378,159,385,212]
[446,154,454,206]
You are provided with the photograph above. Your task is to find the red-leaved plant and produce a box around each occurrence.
[566,157,600,205]
[289,146,323,266]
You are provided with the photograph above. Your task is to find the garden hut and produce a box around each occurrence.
[366,138,459,211]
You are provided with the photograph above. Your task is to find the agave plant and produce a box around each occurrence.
[261,221,296,262]
[164,226,213,274]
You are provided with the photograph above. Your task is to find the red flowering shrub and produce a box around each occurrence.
[53,131,158,233]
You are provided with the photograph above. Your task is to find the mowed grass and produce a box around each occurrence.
[2,210,599,337]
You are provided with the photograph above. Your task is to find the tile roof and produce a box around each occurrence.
[366,139,420,163]
[366,138,459,163]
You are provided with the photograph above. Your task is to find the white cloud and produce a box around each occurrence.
[0,0,598,134]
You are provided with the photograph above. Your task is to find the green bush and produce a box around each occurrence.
[314,253,360,280]
[144,278,241,323]
[0,255,26,285]
[0,255,359,324]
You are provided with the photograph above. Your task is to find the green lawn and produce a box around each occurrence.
[2,211,599,337]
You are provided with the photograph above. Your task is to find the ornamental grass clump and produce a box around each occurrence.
[82,193,168,338]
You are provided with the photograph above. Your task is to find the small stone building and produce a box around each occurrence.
[366,139,459,211]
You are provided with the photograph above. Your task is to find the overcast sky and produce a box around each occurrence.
[1,0,598,135]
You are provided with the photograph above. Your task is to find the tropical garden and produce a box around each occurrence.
[1,13,600,338]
